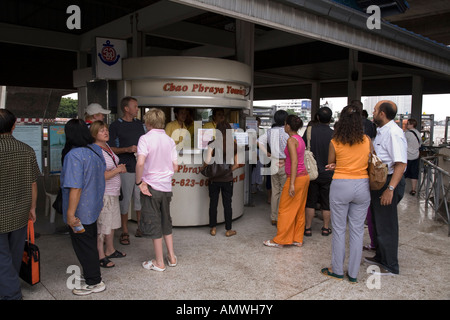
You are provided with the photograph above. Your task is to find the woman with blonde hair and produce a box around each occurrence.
[135,108,178,271]
[264,114,310,248]
[321,104,371,283]
[90,121,127,268]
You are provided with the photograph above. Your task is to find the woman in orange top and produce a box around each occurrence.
[321,104,371,283]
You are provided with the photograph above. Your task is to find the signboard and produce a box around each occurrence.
[95,37,127,80]
[12,125,43,173]
[49,125,66,174]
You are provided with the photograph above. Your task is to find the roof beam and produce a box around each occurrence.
[171,0,450,75]
[79,0,205,52]
[0,22,79,52]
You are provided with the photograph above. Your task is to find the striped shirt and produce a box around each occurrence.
[0,134,40,233]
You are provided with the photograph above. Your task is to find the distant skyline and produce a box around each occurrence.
[65,93,450,121]
[253,94,450,121]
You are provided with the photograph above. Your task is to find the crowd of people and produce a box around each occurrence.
[0,97,418,299]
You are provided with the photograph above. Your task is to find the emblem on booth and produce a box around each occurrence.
[98,40,120,66]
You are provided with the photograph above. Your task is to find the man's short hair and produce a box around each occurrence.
[379,102,397,120]
[408,118,418,128]
[273,110,288,126]
[0,109,17,134]
[120,96,138,113]
[144,108,166,129]
[317,107,332,124]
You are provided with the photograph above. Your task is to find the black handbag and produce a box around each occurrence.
[200,162,232,181]
[20,219,40,285]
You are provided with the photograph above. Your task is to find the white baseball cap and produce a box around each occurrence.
[86,103,111,115]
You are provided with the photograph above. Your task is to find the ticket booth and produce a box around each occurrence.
[120,56,252,226]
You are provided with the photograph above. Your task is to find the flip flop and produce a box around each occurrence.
[167,255,177,267]
[320,267,343,280]
[142,260,166,272]
[106,250,126,259]
[263,240,283,248]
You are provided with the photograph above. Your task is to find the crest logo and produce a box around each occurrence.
[98,40,120,66]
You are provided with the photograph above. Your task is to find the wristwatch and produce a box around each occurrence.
[388,185,395,191]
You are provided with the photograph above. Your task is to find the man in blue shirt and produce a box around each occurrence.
[60,119,106,295]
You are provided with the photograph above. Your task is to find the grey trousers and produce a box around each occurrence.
[330,179,370,279]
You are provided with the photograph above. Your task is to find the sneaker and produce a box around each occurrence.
[72,281,106,296]
[364,256,383,267]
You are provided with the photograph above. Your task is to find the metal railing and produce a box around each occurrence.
[418,155,450,236]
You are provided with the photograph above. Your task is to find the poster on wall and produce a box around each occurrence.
[95,37,127,80]
[49,125,66,174]
[12,125,43,173]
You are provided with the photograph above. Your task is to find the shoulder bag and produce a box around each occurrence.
[20,219,40,285]
[304,126,318,180]
[368,140,388,190]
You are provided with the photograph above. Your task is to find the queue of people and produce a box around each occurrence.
[259,100,408,284]
[0,98,411,299]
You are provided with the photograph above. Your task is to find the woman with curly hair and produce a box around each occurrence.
[321,104,371,283]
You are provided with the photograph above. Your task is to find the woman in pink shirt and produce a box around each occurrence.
[135,108,178,272]
[264,115,310,248]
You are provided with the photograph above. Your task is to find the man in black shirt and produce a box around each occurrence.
[109,97,146,245]
[302,107,334,236]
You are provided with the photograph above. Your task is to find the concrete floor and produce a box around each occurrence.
[22,184,450,301]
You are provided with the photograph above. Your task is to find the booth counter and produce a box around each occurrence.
[121,56,252,226]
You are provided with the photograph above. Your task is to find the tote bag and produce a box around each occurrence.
[368,142,388,191]
[304,126,318,180]
[20,219,40,285]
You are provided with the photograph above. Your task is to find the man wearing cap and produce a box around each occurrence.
[85,103,111,126]
[365,100,407,276]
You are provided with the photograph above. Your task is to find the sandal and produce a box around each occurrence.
[119,233,130,245]
[320,267,343,280]
[347,273,358,284]
[263,240,283,248]
[106,250,126,259]
[304,228,312,237]
[142,260,166,272]
[321,227,332,236]
[99,257,115,268]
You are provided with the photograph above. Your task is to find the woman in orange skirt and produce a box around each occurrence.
[264,115,310,248]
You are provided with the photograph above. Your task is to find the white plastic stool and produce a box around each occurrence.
[45,192,57,223]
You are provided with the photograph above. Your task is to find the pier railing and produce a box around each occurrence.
[418,155,450,236]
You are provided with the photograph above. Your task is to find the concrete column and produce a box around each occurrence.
[311,82,321,120]
[411,75,424,131]
[347,49,362,104]
[132,13,144,58]
[0,86,6,109]
[235,19,254,116]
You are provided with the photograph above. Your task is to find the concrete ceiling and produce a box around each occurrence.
[0,0,449,103]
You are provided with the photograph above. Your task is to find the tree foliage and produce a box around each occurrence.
[57,97,78,118]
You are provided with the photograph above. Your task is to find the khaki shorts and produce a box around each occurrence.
[120,172,142,214]
[139,185,173,239]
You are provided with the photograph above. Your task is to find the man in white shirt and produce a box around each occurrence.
[257,110,289,225]
[365,100,407,276]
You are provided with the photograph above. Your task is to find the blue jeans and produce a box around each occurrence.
[0,225,27,300]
